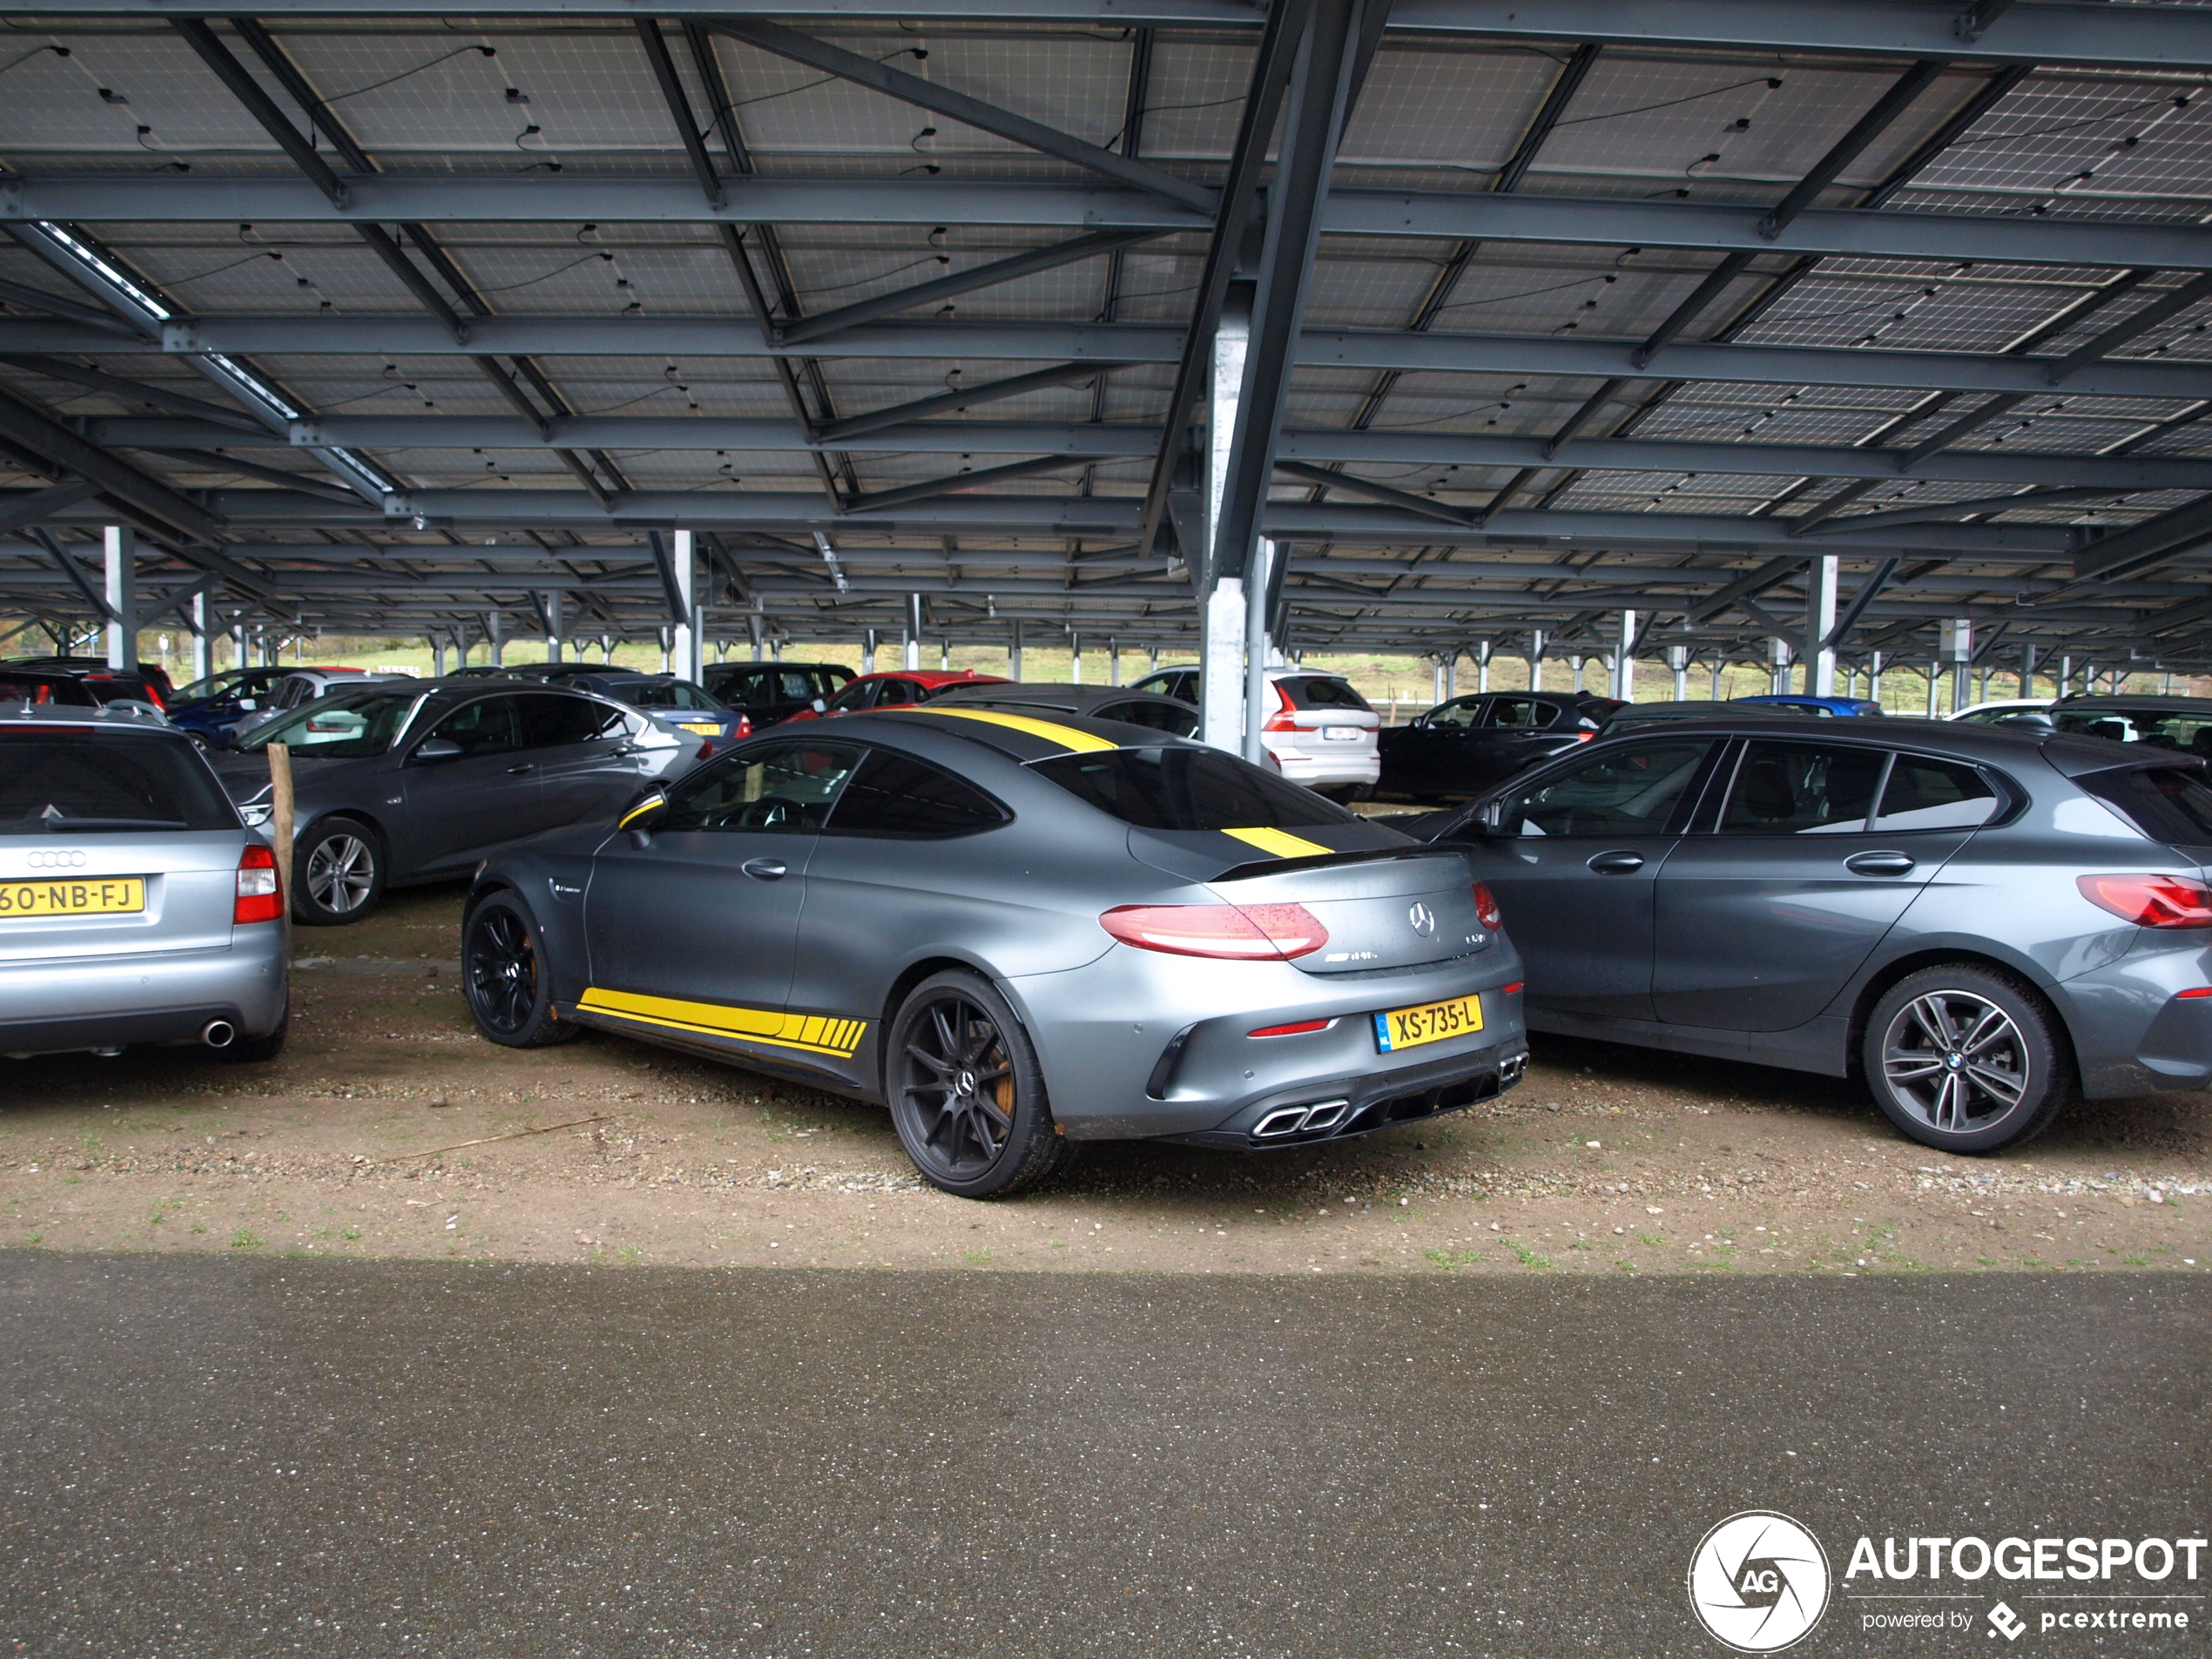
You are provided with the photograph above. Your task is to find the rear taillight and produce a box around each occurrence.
[736,714,752,738]
[145,683,165,709]
[1100,902,1330,961]
[1501,981,1524,995]
[2077,873,2212,928]
[1262,683,1298,733]
[234,844,282,924]
[1249,1017,1332,1037]
[1473,882,1503,930]
[2175,987,2212,1000]
[697,740,715,760]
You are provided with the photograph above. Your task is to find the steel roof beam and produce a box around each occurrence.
[21,178,2211,273]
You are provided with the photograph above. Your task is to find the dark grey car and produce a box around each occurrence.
[1424,715,2212,1153]
[213,678,698,926]
[461,706,1527,1197]
[929,680,1201,738]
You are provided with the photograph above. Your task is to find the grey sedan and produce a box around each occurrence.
[460,707,1527,1197]
[1425,714,2212,1153]
[0,705,287,1060]
[215,679,700,926]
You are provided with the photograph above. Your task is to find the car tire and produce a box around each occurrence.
[887,970,1069,1199]
[462,890,577,1049]
[1862,964,2073,1155]
[218,1003,288,1064]
[293,815,385,926]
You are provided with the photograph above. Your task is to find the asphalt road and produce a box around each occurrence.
[1,1258,2205,1658]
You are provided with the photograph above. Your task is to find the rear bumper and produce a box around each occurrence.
[0,929,287,1056]
[2056,938,2212,1098]
[1162,1042,1527,1150]
[1003,943,1524,1142]
[1270,748,1381,787]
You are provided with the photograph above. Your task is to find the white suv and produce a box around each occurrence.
[1129,666,1380,796]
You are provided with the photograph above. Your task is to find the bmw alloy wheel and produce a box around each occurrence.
[306,833,376,915]
[1879,989,2029,1136]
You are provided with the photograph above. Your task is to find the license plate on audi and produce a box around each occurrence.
[0,877,145,919]
[1373,993,1483,1053]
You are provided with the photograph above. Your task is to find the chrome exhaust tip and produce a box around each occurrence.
[1252,1107,1310,1139]
[200,1020,236,1049]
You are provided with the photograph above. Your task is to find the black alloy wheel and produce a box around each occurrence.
[888,971,1069,1198]
[462,892,576,1049]
[293,815,385,926]
[1862,965,2070,1154]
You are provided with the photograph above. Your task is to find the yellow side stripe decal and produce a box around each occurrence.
[578,987,865,1058]
[1224,826,1333,859]
[893,705,1119,753]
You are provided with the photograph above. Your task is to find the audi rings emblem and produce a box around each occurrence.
[24,850,86,869]
[1408,901,1437,937]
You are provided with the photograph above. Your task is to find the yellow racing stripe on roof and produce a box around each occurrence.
[1223,826,1333,859]
[897,705,1119,752]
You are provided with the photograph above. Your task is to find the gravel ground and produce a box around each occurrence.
[3,884,2207,1278]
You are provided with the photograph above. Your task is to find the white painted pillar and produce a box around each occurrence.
[1242,539,1271,763]
[1612,610,1637,701]
[2019,644,2036,699]
[545,591,563,664]
[658,627,671,674]
[103,525,136,671]
[1444,654,1458,699]
[1926,662,1941,718]
[1571,656,1585,694]
[749,614,765,663]
[1200,582,1244,749]
[1804,554,1838,697]
[861,629,877,675]
[1072,631,1084,687]
[431,635,447,678]
[2058,654,2072,697]
[1009,619,1023,680]
[1527,630,1545,693]
[1870,650,1884,707]
[1475,639,1492,694]
[1432,658,1446,703]
[1109,638,1122,687]
[1669,644,1689,701]
[486,612,504,668]
[671,530,701,683]
[940,639,950,671]
[1710,659,1725,701]
[1943,618,1973,713]
[904,592,922,671]
[1770,637,1791,695]
[190,591,212,683]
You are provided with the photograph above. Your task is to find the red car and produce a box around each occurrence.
[781,669,1012,722]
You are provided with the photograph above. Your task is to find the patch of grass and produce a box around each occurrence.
[2123,1254,2149,1266]
[342,1226,361,1241]
[616,1244,645,1264]
[1614,1259,1635,1271]
[229,1229,262,1250]
[961,1248,992,1265]
[1424,1247,1479,1269]
[1639,1234,1663,1248]
[190,1224,206,1236]
[1507,1241,1551,1270]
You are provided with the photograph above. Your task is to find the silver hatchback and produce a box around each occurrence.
[0,706,287,1060]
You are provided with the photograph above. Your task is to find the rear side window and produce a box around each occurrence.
[825,750,1008,838]
[1483,697,1554,730]
[1095,699,1200,738]
[1281,676,1370,711]
[2077,765,2212,845]
[1718,741,1883,834]
[0,731,237,832]
[0,675,93,707]
[1871,757,2000,832]
[520,694,626,746]
[1030,746,1352,831]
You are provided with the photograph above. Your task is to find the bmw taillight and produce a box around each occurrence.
[1473,882,1503,930]
[1099,902,1329,961]
[234,844,282,924]
[2077,873,2212,928]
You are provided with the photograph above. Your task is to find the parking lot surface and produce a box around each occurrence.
[2,1254,2204,1656]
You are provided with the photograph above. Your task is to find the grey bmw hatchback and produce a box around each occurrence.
[462,706,1527,1197]
[0,705,287,1061]
[1424,714,2212,1154]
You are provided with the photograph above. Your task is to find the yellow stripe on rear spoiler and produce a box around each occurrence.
[897,705,1120,753]
[1223,826,1333,859]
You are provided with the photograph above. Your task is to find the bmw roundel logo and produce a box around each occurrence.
[1688,1511,1831,1652]
[1407,901,1437,937]
[24,850,86,870]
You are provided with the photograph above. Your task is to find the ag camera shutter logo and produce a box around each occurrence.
[1689,1511,1831,1652]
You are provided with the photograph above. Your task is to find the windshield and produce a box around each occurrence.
[0,729,238,832]
[1029,746,1353,830]
[232,690,422,759]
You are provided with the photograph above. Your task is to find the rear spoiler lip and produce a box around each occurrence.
[1211,845,1468,884]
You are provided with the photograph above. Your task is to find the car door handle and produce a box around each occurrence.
[1587,850,1645,874]
[505,763,535,775]
[742,858,787,881]
[1844,850,1917,877]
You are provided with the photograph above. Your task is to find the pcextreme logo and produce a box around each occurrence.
[1689,1511,1832,1653]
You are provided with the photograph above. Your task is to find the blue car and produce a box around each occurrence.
[1731,694,1886,718]
[554,673,751,756]
[166,666,305,750]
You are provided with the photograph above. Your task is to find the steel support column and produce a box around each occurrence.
[103,524,135,671]
[1804,555,1839,697]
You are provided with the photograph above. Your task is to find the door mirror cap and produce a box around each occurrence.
[237,698,257,711]
[1461,799,1506,838]
[618,786,668,846]
[410,737,463,764]
[811,698,828,712]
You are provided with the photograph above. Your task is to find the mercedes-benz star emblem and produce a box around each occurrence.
[1408,902,1437,937]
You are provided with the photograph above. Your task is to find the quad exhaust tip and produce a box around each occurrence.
[1253,1099,1351,1139]
[200,1020,236,1049]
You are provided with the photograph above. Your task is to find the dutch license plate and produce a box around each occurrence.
[1373,993,1483,1054]
[1321,725,1360,741]
[680,723,721,736]
[0,876,145,919]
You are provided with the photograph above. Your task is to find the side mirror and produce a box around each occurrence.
[812,698,827,712]
[237,698,257,711]
[410,737,463,764]
[618,786,668,846]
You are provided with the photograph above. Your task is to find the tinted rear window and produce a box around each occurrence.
[0,674,94,707]
[2077,765,2212,844]
[1281,676,1370,711]
[0,730,237,832]
[1030,746,1353,831]
[826,750,1009,838]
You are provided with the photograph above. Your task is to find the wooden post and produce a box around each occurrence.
[267,742,295,935]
